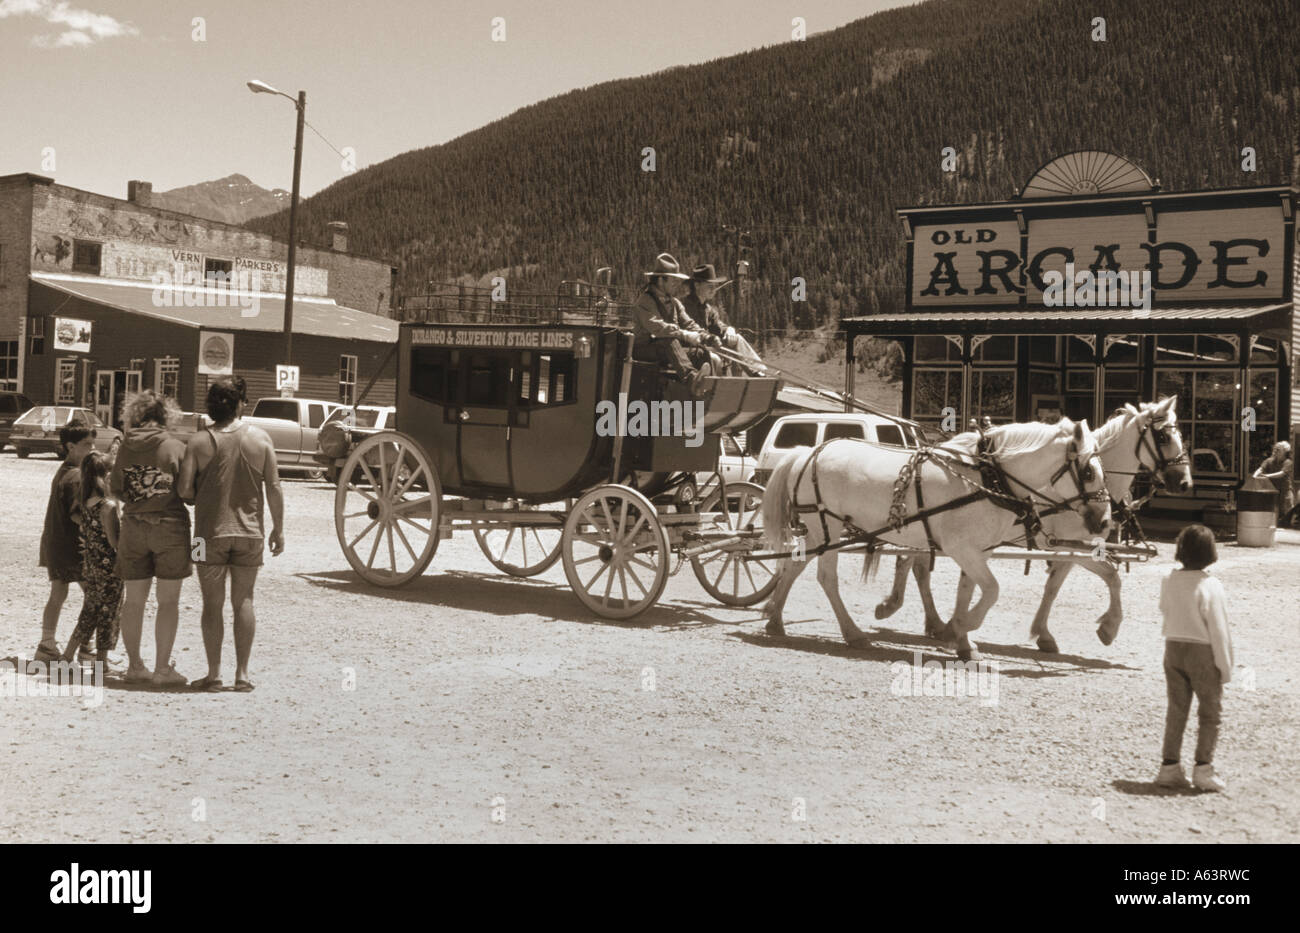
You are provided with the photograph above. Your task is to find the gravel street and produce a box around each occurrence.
[3,452,1297,843]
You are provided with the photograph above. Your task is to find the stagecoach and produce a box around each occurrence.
[324,287,782,618]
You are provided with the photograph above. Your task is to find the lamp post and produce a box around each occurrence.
[247,79,305,366]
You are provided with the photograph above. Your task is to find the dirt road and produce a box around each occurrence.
[2,453,1297,842]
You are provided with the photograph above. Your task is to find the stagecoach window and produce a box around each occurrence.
[410,347,454,404]
[467,353,512,406]
[824,422,865,441]
[773,422,817,448]
[518,352,575,409]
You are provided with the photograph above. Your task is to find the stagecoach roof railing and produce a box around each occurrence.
[399,280,639,328]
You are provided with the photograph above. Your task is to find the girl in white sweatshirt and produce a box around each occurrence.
[1156,524,1234,792]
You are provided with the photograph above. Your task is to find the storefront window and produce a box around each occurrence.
[913,368,964,432]
[0,340,18,391]
[1155,335,1238,363]
[971,369,1015,424]
[1028,336,1059,364]
[914,335,961,362]
[57,359,77,403]
[1156,370,1237,475]
[1249,337,1280,364]
[1103,335,1141,365]
[1066,336,1096,364]
[155,358,180,400]
[973,335,1016,362]
[1028,370,1061,396]
[1245,369,1279,471]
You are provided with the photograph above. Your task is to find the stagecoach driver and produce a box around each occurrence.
[632,252,717,391]
[683,263,762,374]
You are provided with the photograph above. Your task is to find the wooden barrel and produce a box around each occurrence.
[1236,476,1277,547]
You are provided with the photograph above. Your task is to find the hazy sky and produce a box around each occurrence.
[1,0,914,200]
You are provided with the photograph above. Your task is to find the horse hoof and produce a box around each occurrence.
[1036,636,1060,654]
[765,619,786,638]
[924,622,946,640]
[1096,624,1116,647]
[874,602,895,620]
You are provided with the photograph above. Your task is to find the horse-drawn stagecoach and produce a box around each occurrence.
[325,290,783,618]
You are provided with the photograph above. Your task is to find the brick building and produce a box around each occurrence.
[0,173,398,424]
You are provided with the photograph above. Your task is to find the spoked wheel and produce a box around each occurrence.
[691,481,778,607]
[562,485,669,620]
[473,503,568,577]
[334,431,442,587]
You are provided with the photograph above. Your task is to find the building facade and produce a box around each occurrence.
[0,173,398,421]
[844,152,1297,519]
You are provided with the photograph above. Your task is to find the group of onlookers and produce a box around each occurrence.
[34,377,284,692]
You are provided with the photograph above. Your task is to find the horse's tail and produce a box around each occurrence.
[861,546,882,584]
[763,454,801,551]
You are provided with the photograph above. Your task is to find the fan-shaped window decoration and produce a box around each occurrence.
[1019,151,1155,199]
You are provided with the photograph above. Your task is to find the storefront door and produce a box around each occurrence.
[95,369,143,429]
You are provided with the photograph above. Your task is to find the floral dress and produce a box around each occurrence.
[70,497,123,651]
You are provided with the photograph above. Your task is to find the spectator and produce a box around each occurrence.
[34,425,96,663]
[1155,524,1233,792]
[111,390,191,686]
[1252,441,1294,527]
[59,451,122,680]
[179,377,284,693]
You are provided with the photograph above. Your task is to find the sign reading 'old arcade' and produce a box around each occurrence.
[910,202,1287,307]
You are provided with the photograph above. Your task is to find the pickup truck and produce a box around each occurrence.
[313,405,396,484]
[244,396,342,477]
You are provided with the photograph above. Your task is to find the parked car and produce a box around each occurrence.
[0,391,35,450]
[752,412,923,485]
[694,431,756,494]
[10,406,123,459]
[244,396,343,477]
[314,405,397,484]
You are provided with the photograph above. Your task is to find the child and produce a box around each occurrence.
[34,425,97,663]
[60,451,123,679]
[1156,524,1233,792]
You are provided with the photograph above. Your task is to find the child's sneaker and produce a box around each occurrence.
[1156,763,1189,787]
[152,663,188,687]
[124,664,153,684]
[1192,764,1226,792]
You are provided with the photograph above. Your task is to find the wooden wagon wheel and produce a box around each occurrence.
[561,485,669,619]
[473,502,569,577]
[334,431,442,587]
[691,481,778,607]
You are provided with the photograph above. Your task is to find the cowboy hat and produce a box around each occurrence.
[690,263,728,284]
[643,252,690,279]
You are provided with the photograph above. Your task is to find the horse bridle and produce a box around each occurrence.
[1135,418,1188,485]
[989,438,1109,525]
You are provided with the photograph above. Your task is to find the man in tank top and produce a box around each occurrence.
[179,376,284,692]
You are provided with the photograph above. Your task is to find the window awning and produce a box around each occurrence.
[843,303,1293,339]
[31,273,398,343]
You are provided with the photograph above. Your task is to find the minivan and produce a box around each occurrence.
[753,412,923,484]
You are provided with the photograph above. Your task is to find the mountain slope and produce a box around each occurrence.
[247,0,1299,345]
[155,174,289,225]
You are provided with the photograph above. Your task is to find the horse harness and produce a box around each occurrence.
[782,430,1105,564]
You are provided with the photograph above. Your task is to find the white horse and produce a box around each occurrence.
[762,418,1112,661]
[874,397,1191,652]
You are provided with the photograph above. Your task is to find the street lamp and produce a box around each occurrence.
[247,79,306,366]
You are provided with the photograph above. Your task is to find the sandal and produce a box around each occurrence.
[230,679,255,693]
[191,676,224,692]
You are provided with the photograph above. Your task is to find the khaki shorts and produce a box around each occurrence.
[116,514,193,581]
[196,535,264,568]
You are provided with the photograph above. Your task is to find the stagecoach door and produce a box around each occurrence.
[454,350,514,489]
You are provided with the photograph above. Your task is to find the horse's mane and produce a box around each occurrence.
[1094,400,1180,454]
[939,418,1093,461]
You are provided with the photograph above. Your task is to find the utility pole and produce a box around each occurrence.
[721,223,750,339]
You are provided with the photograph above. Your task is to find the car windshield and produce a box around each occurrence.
[325,408,382,428]
[15,406,72,426]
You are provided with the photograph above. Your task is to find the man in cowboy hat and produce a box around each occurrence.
[632,252,717,389]
[682,263,761,374]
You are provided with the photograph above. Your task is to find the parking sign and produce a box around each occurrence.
[276,364,300,393]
